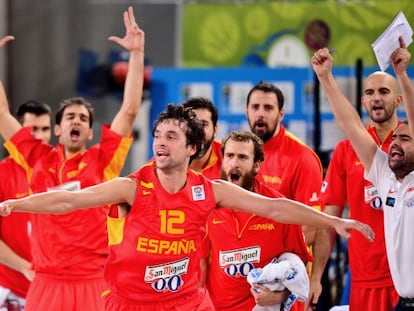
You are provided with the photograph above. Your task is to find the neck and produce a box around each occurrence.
[370,117,398,143]
[189,147,212,172]
[267,124,282,142]
[64,146,85,159]
[156,167,188,194]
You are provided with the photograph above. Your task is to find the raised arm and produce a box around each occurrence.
[311,49,378,172]
[212,180,374,241]
[0,36,23,141]
[108,6,145,137]
[392,37,413,134]
[0,177,137,215]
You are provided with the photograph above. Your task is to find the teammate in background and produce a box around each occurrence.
[0,6,144,310]
[311,37,413,311]
[245,81,323,247]
[183,97,222,179]
[309,72,401,309]
[0,104,374,311]
[245,81,324,310]
[201,130,312,311]
[0,100,52,310]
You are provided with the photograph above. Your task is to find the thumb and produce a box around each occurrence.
[108,36,122,45]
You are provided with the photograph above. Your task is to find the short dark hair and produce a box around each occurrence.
[221,130,264,163]
[55,97,94,127]
[246,81,284,110]
[16,100,52,124]
[182,97,219,127]
[153,104,205,163]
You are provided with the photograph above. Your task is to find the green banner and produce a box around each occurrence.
[183,1,414,67]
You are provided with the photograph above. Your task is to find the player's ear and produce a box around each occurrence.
[253,161,261,175]
[87,128,94,141]
[54,124,61,137]
[188,144,197,157]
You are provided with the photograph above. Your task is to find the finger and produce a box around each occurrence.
[0,206,10,216]
[0,35,15,47]
[128,6,137,26]
[253,283,266,290]
[123,10,130,29]
[108,36,121,45]
[357,222,374,242]
[399,36,406,49]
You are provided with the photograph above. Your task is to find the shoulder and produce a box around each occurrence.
[254,179,284,198]
[212,140,222,150]
[130,161,155,181]
[0,157,14,168]
[330,139,354,159]
[279,128,316,154]
[188,169,215,188]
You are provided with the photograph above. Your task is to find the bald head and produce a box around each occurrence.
[362,71,401,125]
[364,71,400,95]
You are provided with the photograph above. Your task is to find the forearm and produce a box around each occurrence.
[269,198,338,228]
[0,239,31,274]
[199,258,208,288]
[0,81,22,141]
[3,178,135,216]
[398,71,414,130]
[310,226,336,282]
[215,181,373,241]
[216,181,337,228]
[111,50,144,136]
[123,49,144,115]
[317,73,362,131]
[6,191,77,214]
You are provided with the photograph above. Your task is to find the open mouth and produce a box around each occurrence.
[156,150,169,159]
[70,129,80,140]
[230,173,240,182]
[229,171,242,185]
[254,121,266,131]
[390,149,403,161]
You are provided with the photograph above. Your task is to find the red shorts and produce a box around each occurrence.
[291,300,304,311]
[349,285,399,311]
[25,273,107,311]
[103,288,214,311]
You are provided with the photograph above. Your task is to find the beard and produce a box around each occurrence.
[250,121,276,143]
[196,137,213,159]
[389,157,414,180]
[221,168,256,191]
[388,145,414,180]
[368,108,393,124]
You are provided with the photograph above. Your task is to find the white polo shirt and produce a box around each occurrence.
[365,148,414,297]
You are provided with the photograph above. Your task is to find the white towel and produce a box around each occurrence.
[247,252,309,311]
[0,286,10,306]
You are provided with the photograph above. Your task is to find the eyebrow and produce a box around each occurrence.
[154,129,179,135]
[64,112,90,119]
[33,126,51,130]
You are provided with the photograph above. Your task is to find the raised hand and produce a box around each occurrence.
[0,35,14,48]
[311,47,334,78]
[108,6,144,53]
[391,36,411,75]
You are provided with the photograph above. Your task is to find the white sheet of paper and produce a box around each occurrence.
[372,11,413,71]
